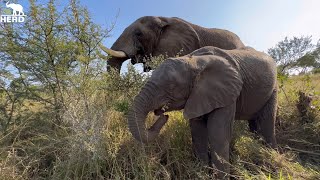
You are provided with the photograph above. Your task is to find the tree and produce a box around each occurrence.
[268,36,315,74]
[0,0,109,126]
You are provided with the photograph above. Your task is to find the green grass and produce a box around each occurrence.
[1,70,320,179]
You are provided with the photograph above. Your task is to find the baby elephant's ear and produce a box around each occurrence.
[183,56,243,119]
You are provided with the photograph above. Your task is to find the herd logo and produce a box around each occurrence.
[0,1,26,23]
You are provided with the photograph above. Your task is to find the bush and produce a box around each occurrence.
[0,1,319,178]
[2,52,320,179]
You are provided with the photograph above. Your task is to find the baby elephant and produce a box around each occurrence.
[127,46,277,178]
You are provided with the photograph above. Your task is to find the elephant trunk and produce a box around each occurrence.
[99,44,129,72]
[127,83,166,143]
[107,56,127,72]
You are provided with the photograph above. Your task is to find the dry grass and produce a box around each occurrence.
[1,67,320,179]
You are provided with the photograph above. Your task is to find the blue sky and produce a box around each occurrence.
[79,0,320,72]
[3,0,320,72]
[3,0,320,50]
[76,0,320,51]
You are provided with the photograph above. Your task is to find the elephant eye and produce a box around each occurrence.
[135,30,143,37]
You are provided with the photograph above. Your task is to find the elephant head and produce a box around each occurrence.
[101,16,244,72]
[127,47,243,143]
[103,16,201,72]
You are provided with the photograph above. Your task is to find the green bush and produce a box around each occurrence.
[2,52,320,179]
[1,1,320,179]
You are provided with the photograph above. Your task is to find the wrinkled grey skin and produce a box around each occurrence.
[127,46,277,179]
[108,16,244,72]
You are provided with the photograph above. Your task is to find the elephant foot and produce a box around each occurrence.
[193,146,210,165]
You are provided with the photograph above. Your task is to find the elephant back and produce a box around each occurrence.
[229,48,277,118]
[173,17,245,49]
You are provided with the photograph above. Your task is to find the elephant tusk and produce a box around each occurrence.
[161,106,166,112]
[161,103,170,112]
[99,44,127,58]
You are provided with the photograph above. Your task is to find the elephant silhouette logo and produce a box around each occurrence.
[0,1,26,23]
[5,1,24,15]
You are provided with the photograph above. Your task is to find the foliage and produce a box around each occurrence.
[268,36,319,74]
[0,0,109,127]
[0,1,320,179]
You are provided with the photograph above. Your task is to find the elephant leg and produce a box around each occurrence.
[207,103,235,179]
[251,90,277,148]
[189,117,209,164]
[248,118,258,133]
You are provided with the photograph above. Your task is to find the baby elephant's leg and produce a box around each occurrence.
[252,90,277,148]
[207,103,236,179]
[189,117,209,164]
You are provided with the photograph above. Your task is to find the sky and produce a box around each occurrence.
[79,0,320,72]
[76,0,320,51]
[3,0,320,72]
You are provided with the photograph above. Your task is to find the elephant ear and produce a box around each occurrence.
[183,55,243,119]
[154,17,201,56]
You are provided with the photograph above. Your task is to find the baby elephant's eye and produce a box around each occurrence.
[135,30,143,37]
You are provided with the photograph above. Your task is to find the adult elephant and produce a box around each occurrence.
[101,16,244,72]
[127,46,277,179]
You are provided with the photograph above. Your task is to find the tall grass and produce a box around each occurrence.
[1,57,320,179]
